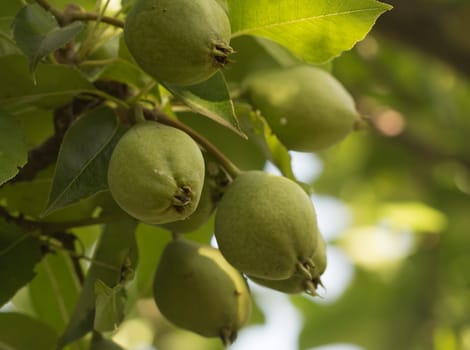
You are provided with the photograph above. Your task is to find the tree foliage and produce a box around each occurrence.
[1,0,469,350]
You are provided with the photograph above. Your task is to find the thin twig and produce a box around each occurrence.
[35,0,124,28]
[145,108,242,179]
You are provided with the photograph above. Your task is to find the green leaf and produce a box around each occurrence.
[164,71,244,136]
[236,103,298,183]
[89,334,125,350]
[0,0,23,17]
[44,106,123,216]
[42,0,97,12]
[12,4,84,73]
[0,312,58,350]
[93,279,125,332]
[134,224,171,298]
[175,111,265,171]
[58,219,138,349]
[98,58,154,90]
[0,55,96,109]
[0,17,21,56]
[0,109,28,185]
[228,0,392,63]
[0,219,42,307]
[29,251,81,333]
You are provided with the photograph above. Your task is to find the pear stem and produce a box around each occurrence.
[145,108,242,179]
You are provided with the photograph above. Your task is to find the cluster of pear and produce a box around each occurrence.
[107,120,327,343]
[111,0,361,344]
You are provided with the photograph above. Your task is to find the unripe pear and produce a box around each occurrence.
[107,121,204,224]
[124,0,233,86]
[153,239,252,344]
[248,233,327,294]
[242,65,359,151]
[214,171,319,280]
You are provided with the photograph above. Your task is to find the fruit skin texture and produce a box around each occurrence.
[153,239,252,344]
[107,121,204,224]
[248,233,327,294]
[214,171,319,280]
[124,0,232,86]
[242,65,358,152]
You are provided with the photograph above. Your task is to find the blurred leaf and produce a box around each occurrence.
[94,279,125,332]
[29,251,81,333]
[58,219,137,349]
[12,3,84,73]
[14,107,54,147]
[0,312,58,350]
[164,72,244,136]
[89,334,125,350]
[0,18,21,56]
[134,224,171,298]
[0,109,28,185]
[98,58,153,89]
[378,202,448,233]
[0,219,42,307]
[223,36,293,85]
[47,0,97,11]
[0,55,96,109]
[44,107,123,216]
[228,0,392,63]
[0,0,23,16]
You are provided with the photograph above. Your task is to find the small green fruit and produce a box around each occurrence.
[124,0,233,86]
[248,233,327,294]
[214,171,319,280]
[107,121,204,224]
[153,239,252,344]
[243,65,359,151]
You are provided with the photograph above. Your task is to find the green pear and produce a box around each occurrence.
[124,0,233,86]
[153,239,252,345]
[242,65,359,151]
[214,171,319,280]
[107,121,204,224]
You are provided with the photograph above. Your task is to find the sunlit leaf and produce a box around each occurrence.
[0,219,42,307]
[0,109,28,185]
[228,0,392,63]
[378,202,448,233]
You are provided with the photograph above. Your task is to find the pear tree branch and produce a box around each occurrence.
[35,0,124,28]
